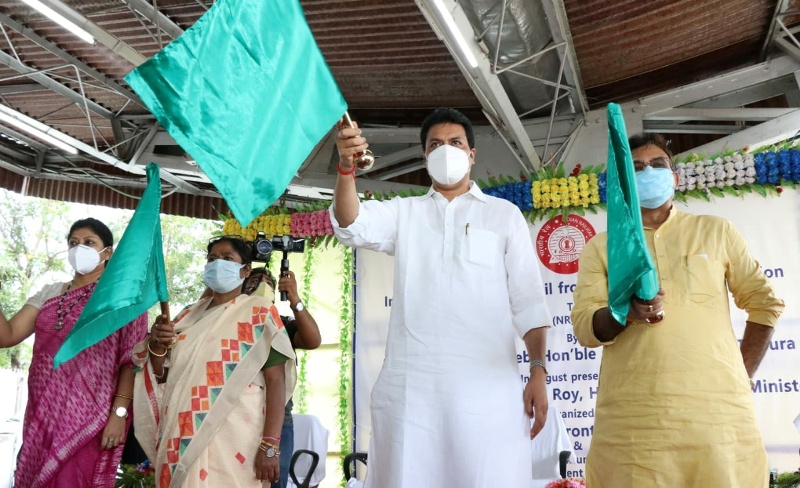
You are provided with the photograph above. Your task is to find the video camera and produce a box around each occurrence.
[252,232,305,301]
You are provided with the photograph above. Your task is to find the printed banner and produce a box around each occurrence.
[353,189,800,474]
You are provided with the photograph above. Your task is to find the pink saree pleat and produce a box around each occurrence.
[14,283,148,488]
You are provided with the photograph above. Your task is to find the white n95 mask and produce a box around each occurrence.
[67,245,106,275]
[426,145,471,186]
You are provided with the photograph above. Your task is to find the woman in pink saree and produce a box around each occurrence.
[0,218,148,487]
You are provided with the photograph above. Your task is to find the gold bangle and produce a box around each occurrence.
[147,340,168,357]
[114,393,133,401]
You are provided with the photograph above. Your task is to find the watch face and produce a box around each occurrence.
[115,406,128,418]
[295,302,304,312]
[266,447,276,458]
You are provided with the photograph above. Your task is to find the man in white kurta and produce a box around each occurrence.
[331,108,552,488]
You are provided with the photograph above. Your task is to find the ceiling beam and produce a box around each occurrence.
[538,0,588,114]
[0,50,116,120]
[360,145,422,175]
[645,108,796,122]
[761,0,791,60]
[635,56,800,114]
[642,123,747,135]
[122,0,185,40]
[676,108,800,157]
[416,0,541,171]
[0,12,143,105]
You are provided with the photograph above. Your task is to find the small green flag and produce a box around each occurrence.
[606,103,659,325]
[54,163,168,367]
[124,0,347,227]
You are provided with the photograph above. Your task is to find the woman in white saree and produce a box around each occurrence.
[132,236,296,488]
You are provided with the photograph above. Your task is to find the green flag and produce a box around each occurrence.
[606,103,659,325]
[54,163,168,367]
[124,0,347,227]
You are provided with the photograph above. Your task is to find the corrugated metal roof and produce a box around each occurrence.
[0,0,798,217]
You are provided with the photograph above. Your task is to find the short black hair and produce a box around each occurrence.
[628,133,673,161]
[207,236,253,265]
[68,218,113,248]
[420,108,475,150]
[250,267,275,286]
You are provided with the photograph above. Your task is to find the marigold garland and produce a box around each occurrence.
[220,146,798,238]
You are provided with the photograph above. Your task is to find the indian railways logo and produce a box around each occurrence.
[536,215,596,274]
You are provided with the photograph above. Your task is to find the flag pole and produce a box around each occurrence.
[160,301,171,322]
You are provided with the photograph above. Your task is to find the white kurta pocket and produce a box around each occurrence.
[465,228,501,267]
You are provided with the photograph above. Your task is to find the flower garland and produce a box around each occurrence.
[221,148,798,236]
[337,247,354,474]
[546,479,586,488]
[294,244,317,414]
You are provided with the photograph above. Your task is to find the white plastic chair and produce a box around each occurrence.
[287,414,329,488]
[531,406,573,488]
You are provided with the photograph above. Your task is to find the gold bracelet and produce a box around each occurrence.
[147,340,168,357]
[114,393,133,401]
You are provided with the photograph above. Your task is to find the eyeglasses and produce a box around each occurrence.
[633,157,672,172]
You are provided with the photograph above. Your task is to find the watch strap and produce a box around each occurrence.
[529,359,548,375]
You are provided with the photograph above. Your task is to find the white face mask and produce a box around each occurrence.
[67,245,107,275]
[203,260,245,294]
[251,282,276,304]
[426,144,471,186]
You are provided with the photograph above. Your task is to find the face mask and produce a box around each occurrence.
[426,144,471,186]
[251,282,276,304]
[635,166,675,209]
[67,245,107,275]
[203,260,245,294]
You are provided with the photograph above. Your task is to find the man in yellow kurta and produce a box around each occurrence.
[571,133,784,487]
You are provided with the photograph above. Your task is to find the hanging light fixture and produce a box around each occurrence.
[20,0,95,45]
[0,105,79,154]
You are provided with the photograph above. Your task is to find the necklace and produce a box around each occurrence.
[55,282,95,330]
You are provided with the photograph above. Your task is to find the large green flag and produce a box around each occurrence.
[54,163,168,367]
[606,103,659,325]
[124,0,347,227]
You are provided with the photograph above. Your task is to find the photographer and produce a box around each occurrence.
[244,267,321,488]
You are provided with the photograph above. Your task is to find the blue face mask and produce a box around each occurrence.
[635,166,675,209]
[203,259,245,293]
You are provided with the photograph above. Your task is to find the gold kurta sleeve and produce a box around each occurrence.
[722,220,784,326]
[571,233,616,348]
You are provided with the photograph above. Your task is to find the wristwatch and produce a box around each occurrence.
[113,406,128,419]
[261,442,280,458]
[292,301,305,313]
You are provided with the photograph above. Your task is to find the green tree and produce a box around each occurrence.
[159,214,219,312]
[108,213,220,320]
[0,190,73,369]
